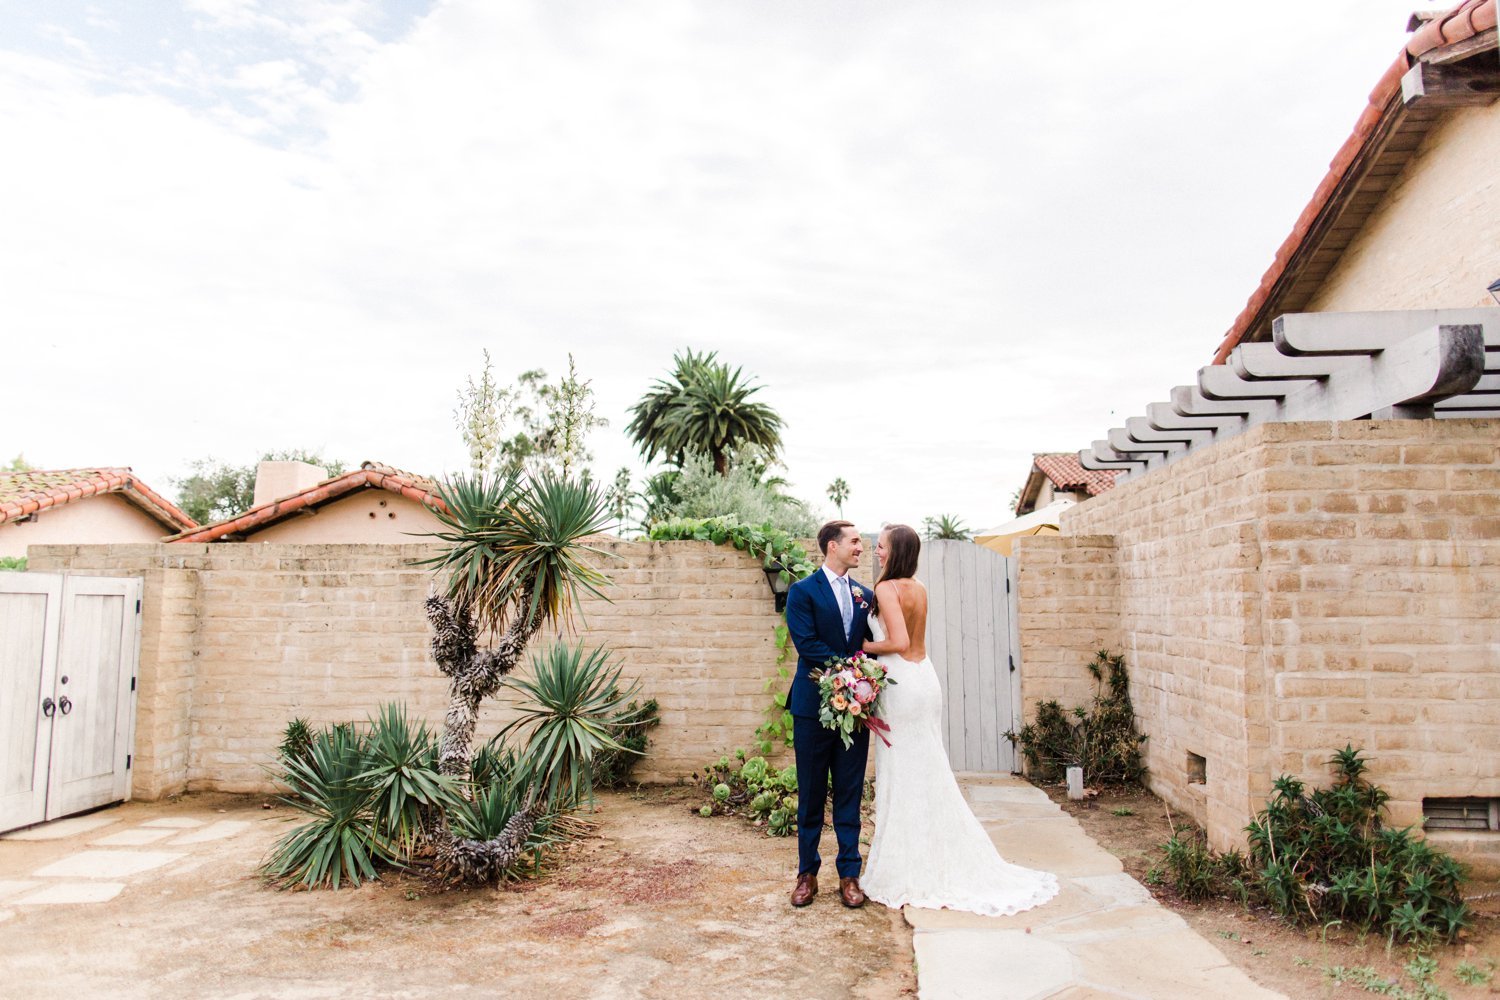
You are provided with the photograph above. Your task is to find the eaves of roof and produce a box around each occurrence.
[1212,0,1498,364]
[0,468,198,532]
[166,463,445,543]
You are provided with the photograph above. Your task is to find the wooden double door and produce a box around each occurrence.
[1,574,141,833]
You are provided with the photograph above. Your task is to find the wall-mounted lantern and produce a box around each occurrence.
[763,562,792,613]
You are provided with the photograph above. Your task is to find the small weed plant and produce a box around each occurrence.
[1322,954,1452,999]
[1006,649,1147,785]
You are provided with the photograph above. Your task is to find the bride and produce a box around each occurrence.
[858,523,1059,916]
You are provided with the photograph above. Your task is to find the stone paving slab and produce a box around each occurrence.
[140,817,205,829]
[32,850,186,879]
[1,814,121,841]
[169,820,251,845]
[913,929,1077,1000]
[906,776,1288,1000]
[0,879,44,900]
[92,828,176,847]
[16,881,126,905]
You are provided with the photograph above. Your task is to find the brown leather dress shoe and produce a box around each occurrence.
[791,873,818,907]
[839,877,866,908]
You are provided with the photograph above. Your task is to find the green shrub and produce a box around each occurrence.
[1245,747,1470,943]
[1006,649,1147,785]
[0,556,26,572]
[651,451,818,537]
[1152,747,1472,946]
[590,697,660,789]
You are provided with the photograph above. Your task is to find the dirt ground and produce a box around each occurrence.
[1,788,915,1000]
[1042,783,1500,1000]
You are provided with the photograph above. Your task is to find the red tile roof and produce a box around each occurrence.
[1033,453,1120,497]
[0,468,198,532]
[166,461,445,543]
[1212,0,1497,364]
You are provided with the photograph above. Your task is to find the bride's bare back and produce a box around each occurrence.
[876,577,927,661]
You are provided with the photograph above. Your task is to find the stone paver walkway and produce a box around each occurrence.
[908,774,1286,1000]
[0,805,252,913]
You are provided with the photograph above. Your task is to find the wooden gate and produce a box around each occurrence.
[917,540,1020,772]
[1,573,141,833]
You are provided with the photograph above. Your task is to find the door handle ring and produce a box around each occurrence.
[58,695,73,716]
[42,696,55,718]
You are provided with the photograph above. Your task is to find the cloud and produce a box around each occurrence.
[2,0,1429,528]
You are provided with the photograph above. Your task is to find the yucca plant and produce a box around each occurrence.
[277,717,315,770]
[501,642,641,806]
[417,468,617,884]
[419,469,613,778]
[358,703,463,856]
[262,726,397,890]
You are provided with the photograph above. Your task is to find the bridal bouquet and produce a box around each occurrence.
[811,651,895,749]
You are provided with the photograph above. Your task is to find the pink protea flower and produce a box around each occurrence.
[852,679,876,704]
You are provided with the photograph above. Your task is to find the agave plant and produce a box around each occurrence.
[500,642,641,806]
[261,726,398,890]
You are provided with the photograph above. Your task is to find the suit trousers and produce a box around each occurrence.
[792,713,871,879]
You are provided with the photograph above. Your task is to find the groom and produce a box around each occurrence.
[784,519,872,908]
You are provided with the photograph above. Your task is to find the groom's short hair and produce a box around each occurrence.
[818,520,855,554]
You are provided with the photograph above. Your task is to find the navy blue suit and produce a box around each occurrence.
[785,569,872,879]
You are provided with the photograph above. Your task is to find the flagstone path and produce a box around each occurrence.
[1,806,251,911]
[917,774,1287,1000]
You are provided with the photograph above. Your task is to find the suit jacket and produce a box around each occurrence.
[785,569,872,719]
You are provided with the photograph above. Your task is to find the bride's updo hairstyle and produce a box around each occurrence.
[877,524,921,584]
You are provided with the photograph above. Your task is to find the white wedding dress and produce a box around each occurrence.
[860,612,1059,915]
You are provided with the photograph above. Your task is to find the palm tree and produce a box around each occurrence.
[826,477,850,516]
[923,514,971,541]
[627,349,785,475]
[419,469,615,879]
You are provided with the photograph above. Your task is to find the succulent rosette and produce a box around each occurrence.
[811,652,896,749]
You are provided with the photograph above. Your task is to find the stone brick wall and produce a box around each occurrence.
[28,539,790,796]
[1020,419,1500,849]
[1013,534,1120,717]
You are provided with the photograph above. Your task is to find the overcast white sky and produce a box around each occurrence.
[2,0,1432,532]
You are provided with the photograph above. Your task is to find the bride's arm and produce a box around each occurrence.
[861,581,910,656]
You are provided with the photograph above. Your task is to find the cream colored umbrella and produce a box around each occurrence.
[973,499,1076,556]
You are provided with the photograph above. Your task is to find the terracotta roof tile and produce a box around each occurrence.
[1213,0,1496,364]
[0,468,198,531]
[1032,453,1121,497]
[167,461,445,543]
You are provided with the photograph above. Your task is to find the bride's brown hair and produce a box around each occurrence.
[876,524,921,585]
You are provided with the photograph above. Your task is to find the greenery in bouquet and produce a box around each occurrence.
[813,652,895,749]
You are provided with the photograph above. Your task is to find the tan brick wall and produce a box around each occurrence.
[1026,419,1500,848]
[1305,100,1500,314]
[28,539,792,796]
[1014,534,1120,717]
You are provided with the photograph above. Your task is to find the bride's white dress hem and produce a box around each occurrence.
[860,614,1059,917]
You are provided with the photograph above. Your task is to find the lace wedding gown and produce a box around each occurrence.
[860,613,1059,915]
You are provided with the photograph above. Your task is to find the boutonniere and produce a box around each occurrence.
[850,586,869,609]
